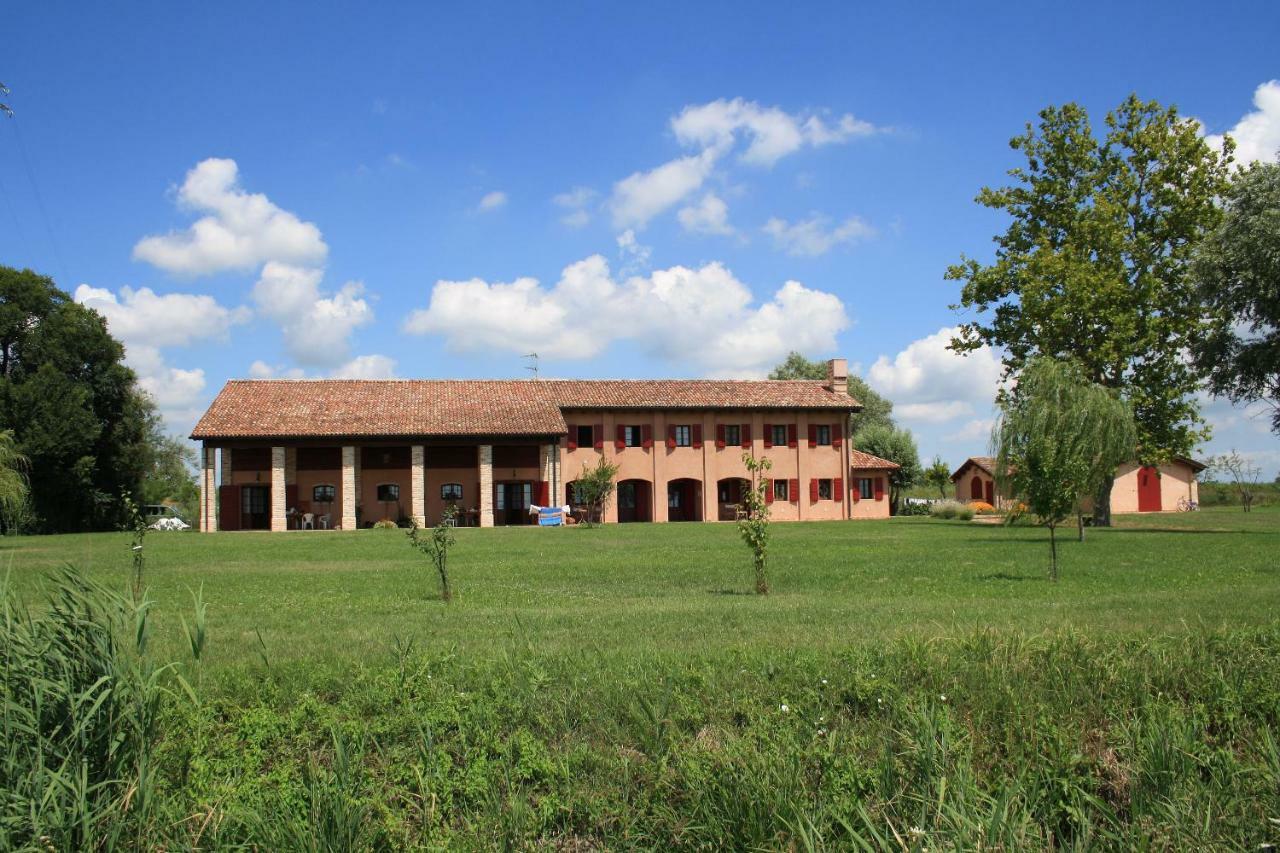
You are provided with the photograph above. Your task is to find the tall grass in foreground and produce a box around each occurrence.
[4,566,1280,849]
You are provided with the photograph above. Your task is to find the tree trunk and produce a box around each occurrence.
[1093,475,1115,528]
[1049,523,1058,582]
[1077,512,1085,542]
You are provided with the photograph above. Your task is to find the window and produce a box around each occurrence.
[773,479,789,502]
[815,425,831,446]
[858,478,874,500]
[674,425,692,447]
[771,424,788,447]
[376,483,400,502]
[312,484,335,503]
[440,483,462,500]
[575,425,593,448]
[818,479,833,500]
[624,425,644,447]
[723,424,740,447]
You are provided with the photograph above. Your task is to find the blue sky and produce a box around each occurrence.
[4,1,1279,475]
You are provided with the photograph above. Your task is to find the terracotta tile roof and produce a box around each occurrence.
[950,456,995,481]
[191,378,859,440]
[849,449,900,470]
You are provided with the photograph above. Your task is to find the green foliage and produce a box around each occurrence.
[924,455,951,499]
[768,351,895,433]
[140,434,199,526]
[0,265,158,532]
[120,492,149,600]
[1192,159,1280,433]
[993,358,1137,579]
[947,96,1233,499]
[573,456,620,527]
[407,506,458,602]
[851,424,922,514]
[930,499,976,521]
[0,428,29,532]
[1207,450,1263,513]
[735,452,772,594]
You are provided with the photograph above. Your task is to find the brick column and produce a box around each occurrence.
[341,446,358,530]
[270,446,286,531]
[410,445,426,526]
[201,444,216,532]
[478,444,494,527]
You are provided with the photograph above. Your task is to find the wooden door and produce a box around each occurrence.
[970,475,983,501]
[1137,466,1162,512]
[219,484,241,531]
[984,480,994,505]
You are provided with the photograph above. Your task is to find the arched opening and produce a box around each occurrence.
[716,477,750,521]
[617,479,652,523]
[970,475,984,501]
[667,478,702,522]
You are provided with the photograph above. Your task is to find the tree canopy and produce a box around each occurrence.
[767,351,895,434]
[0,265,164,531]
[947,95,1232,520]
[1192,159,1280,433]
[993,358,1136,579]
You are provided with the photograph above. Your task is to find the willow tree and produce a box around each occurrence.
[993,358,1136,581]
[0,429,28,532]
[948,95,1232,525]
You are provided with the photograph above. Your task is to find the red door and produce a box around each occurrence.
[984,480,994,505]
[970,476,983,501]
[1137,466,1162,512]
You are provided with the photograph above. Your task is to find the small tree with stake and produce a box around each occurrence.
[1209,451,1261,513]
[924,456,951,500]
[736,453,773,595]
[993,358,1135,581]
[120,492,148,601]
[574,457,619,528]
[407,505,458,603]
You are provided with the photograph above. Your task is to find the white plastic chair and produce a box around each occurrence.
[318,514,330,530]
[303,512,315,530]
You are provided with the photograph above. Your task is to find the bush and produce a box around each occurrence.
[930,500,975,521]
[897,500,932,517]
[968,500,996,514]
[372,518,399,530]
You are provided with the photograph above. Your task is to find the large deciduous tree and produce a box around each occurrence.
[1192,160,1280,432]
[0,265,157,531]
[947,96,1232,525]
[993,358,1136,580]
[768,351,895,434]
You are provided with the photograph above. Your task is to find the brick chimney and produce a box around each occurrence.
[825,358,848,393]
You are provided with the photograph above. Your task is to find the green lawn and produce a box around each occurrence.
[5,506,1277,670]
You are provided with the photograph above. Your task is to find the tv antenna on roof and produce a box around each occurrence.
[523,352,539,379]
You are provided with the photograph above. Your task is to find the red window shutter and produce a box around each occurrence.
[763,424,773,448]
[716,424,726,449]
[787,424,798,449]
[832,424,843,448]
[594,424,604,450]
[874,477,885,501]
[219,483,240,530]
[788,478,799,502]
[567,432,577,451]
[536,481,549,506]
[765,479,774,504]
[692,424,703,449]
[667,425,677,449]
[852,479,860,503]
[741,424,751,448]
[834,477,843,498]
[808,424,817,448]
[616,424,626,451]
[642,424,653,449]
[809,478,819,503]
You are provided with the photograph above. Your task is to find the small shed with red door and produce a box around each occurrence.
[950,456,999,506]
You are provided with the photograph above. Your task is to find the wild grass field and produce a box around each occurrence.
[4,508,1279,849]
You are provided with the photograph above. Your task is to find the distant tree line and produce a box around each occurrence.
[0,265,197,533]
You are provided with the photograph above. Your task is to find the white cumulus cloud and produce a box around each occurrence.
[403,254,847,376]
[671,97,882,167]
[867,327,1004,427]
[609,150,718,230]
[331,354,398,379]
[477,190,508,212]
[1205,80,1280,165]
[252,262,374,368]
[553,186,596,227]
[678,193,736,236]
[133,158,327,276]
[763,214,876,257]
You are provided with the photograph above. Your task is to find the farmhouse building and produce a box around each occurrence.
[191,359,900,531]
[949,455,1205,513]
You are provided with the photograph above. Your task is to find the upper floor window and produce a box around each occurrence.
[624,425,644,447]
[673,425,692,447]
[815,425,831,446]
[771,424,788,448]
[575,425,593,448]
[773,479,789,501]
[441,483,463,500]
[723,424,741,447]
[376,483,400,502]
[312,484,336,503]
